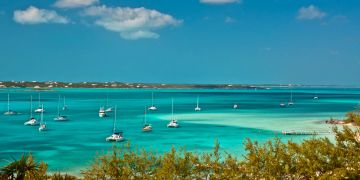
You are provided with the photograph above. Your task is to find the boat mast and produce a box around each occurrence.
[63,96,66,107]
[38,93,41,108]
[30,95,33,118]
[7,93,10,112]
[144,107,147,125]
[40,104,44,124]
[151,92,154,106]
[113,105,117,133]
[171,98,174,120]
[196,96,199,108]
[57,95,60,116]
[106,94,109,108]
[290,89,293,102]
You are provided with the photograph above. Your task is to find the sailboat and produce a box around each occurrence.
[313,91,319,100]
[99,107,106,118]
[34,93,45,113]
[54,95,68,121]
[167,98,179,128]
[105,94,113,112]
[62,96,68,110]
[106,106,124,142]
[38,105,46,131]
[288,89,294,106]
[195,96,201,111]
[4,93,17,115]
[24,95,38,126]
[233,104,238,109]
[142,107,152,132]
[148,92,157,111]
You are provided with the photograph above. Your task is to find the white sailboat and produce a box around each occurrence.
[24,95,38,126]
[54,95,68,121]
[99,107,106,118]
[38,105,46,131]
[167,98,179,128]
[313,91,319,100]
[142,107,152,132]
[195,96,201,111]
[288,89,294,106]
[148,92,157,111]
[105,94,113,112]
[62,96,68,110]
[233,104,238,109]
[4,93,17,115]
[34,93,45,113]
[106,106,124,142]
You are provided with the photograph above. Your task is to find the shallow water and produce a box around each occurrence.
[0,87,359,174]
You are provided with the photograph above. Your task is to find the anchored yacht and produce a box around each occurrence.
[148,92,157,111]
[38,105,47,131]
[167,98,179,128]
[99,107,106,118]
[106,106,124,142]
[24,95,38,126]
[142,107,152,132]
[195,96,201,111]
[4,93,17,115]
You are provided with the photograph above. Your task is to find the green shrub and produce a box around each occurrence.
[2,127,360,179]
[0,153,47,180]
[344,112,360,125]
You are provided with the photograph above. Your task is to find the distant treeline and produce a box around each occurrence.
[1,126,359,179]
[0,81,260,89]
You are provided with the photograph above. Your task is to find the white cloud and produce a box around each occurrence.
[13,6,69,24]
[83,5,182,40]
[54,0,99,8]
[200,0,241,5]
[121,30,159,40]
[297,5,326,20]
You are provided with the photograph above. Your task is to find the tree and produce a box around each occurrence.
[0,153,47,180]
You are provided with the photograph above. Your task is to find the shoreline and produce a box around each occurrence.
[155,112,337,135]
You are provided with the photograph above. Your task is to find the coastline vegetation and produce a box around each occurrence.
[1,126,359,179]
[343,112,360,126]
[326,111,360,126]
[0,81,259,90]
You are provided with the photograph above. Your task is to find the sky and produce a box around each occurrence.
[0,0,359,85]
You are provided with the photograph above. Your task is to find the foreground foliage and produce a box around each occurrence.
[0,153,47,180]
[82,126,360,179]
[344,112,360,126]
[1,126,359,179]
[0,154,76,180]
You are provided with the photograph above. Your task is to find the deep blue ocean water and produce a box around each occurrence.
[0,87,359,174]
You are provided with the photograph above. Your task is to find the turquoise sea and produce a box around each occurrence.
[0,87,359,174]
